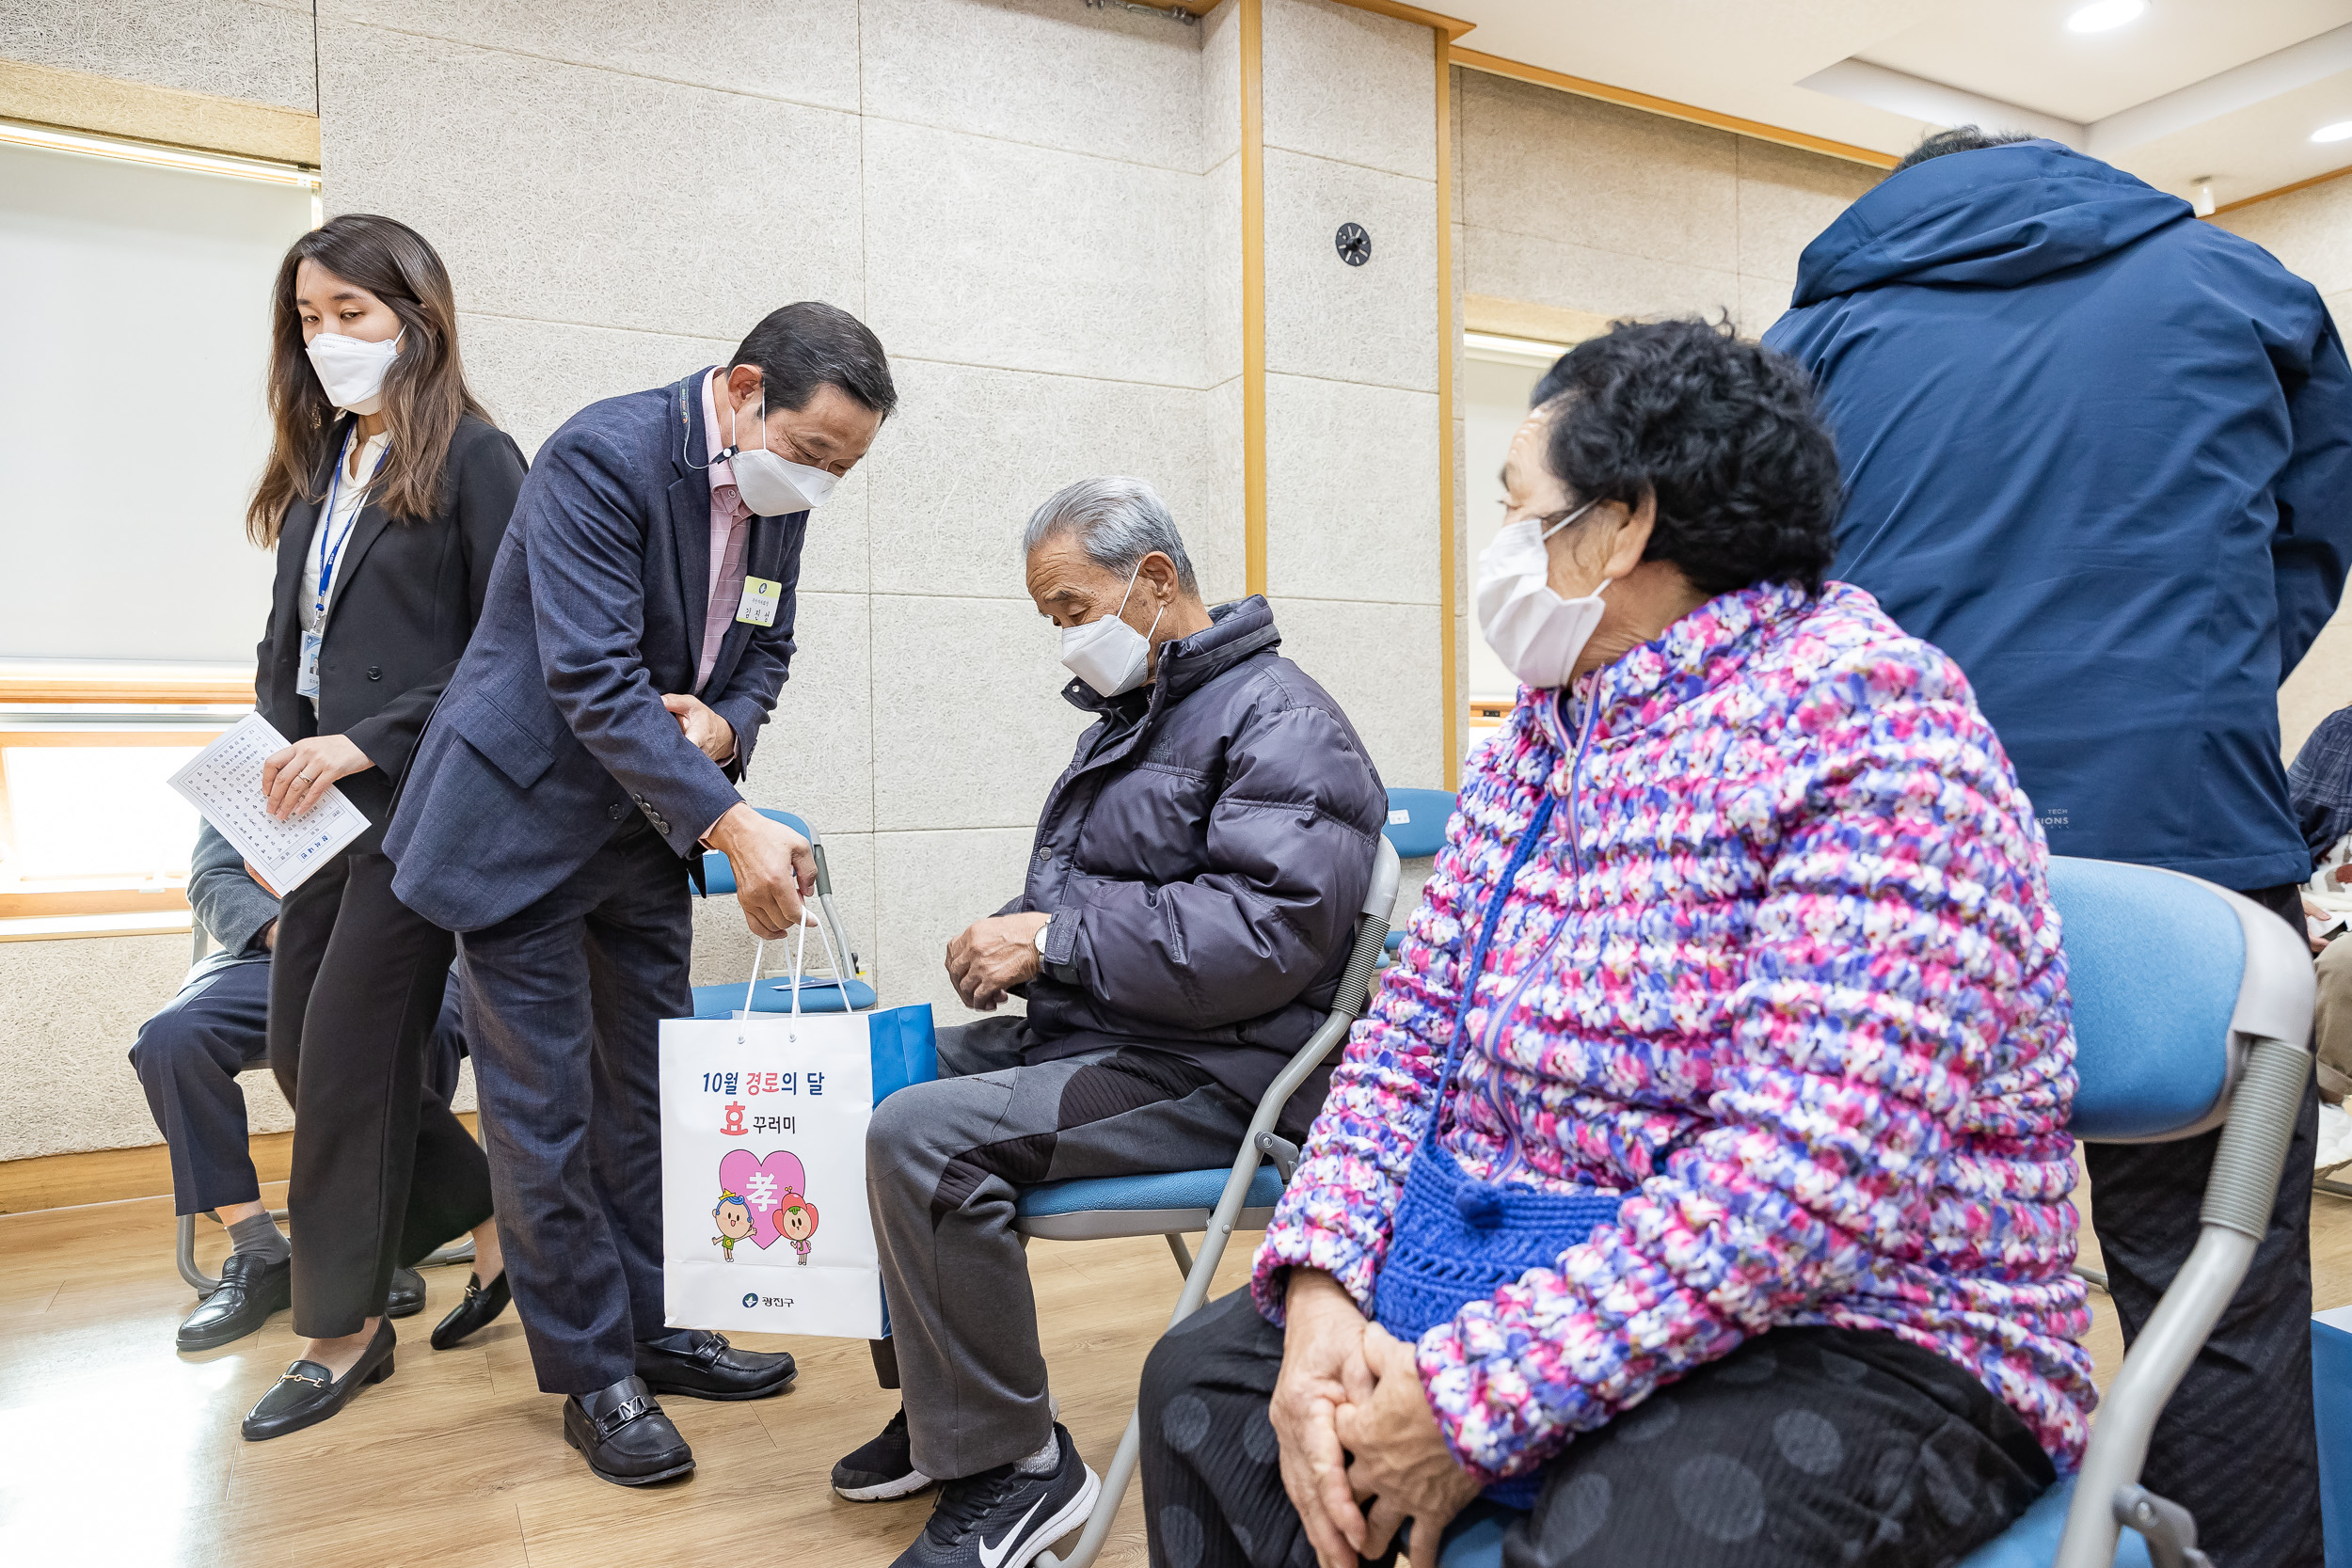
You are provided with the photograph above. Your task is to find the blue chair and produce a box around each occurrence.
[688,807,877,1016]
[1023,836,1403,1568]
[1380,786,1455,958]
[1436,857,2315,1568]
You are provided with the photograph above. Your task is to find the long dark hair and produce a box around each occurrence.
[246,214,489,546]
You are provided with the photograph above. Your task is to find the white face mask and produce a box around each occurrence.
[1475,498,1609,690]
[306,328,404,416]
[725,393,837,516]
[1058,562,1165,699]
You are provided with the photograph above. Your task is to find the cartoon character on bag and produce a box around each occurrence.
[712,1192,754,1261]
[777,1190,819,1265]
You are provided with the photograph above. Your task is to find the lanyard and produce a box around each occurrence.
[314,427,365,618]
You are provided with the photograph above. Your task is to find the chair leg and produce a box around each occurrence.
[1164,1232,1194,1277]
[176,1212,219,1297]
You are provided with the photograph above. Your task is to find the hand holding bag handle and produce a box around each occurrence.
[737,911,847,1021]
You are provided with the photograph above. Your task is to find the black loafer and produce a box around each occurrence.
[634,1330,796,1402]
[386,1266,427,1320]
[563,1375,694,1486]
[430,1271,510,1350]
[178,1253,290,1353]
[240,1320,395,1441]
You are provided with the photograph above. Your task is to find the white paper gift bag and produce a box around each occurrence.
[660,921,933,1340]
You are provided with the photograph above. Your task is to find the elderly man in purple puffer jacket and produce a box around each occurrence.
[834,476,1389,1568]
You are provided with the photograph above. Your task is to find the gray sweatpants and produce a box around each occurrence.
[869,1017,1254,1480]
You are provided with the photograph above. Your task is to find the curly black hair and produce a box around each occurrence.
[1527,317,1842,597]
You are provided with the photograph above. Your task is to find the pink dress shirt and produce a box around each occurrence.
[697,370,755,691]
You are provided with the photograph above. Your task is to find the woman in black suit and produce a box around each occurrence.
[239,214,525,1439]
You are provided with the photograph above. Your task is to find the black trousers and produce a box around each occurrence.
[1139,1291,2052,1568]
[271,844,495,1338]
[2080,879,2324,1566]
[453,816,691,1395]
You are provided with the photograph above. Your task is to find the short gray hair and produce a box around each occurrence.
[1023,476,1199,595]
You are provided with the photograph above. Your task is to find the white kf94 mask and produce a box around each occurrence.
[1058,562,1165,698]
[1475,498,1609,690]
[724,393,837,516]
[306,328,404,416]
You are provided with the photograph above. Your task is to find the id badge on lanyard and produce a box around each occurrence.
[299,431,360,701]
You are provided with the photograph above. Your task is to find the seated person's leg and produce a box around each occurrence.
[128,960,291,1348]
[425,964,467,1108]
[1145,1307,2057,1568]
[1139,1291,1313,1568]
[2314,935,2352,1106]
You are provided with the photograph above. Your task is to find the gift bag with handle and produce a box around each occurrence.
[660,915,933,1339]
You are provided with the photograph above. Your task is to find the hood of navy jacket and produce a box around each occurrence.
[1790,140,2191,308]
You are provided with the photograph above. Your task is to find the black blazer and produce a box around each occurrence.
[256,413,528,822]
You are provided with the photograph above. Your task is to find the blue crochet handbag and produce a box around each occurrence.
[1369,793,1623,1508]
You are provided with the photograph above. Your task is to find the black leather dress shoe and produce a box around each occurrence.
[386,1267,427,1319]
[178,1253,290,1353]
[430,1272,510,1351]
[240,1320,395,1441]
[563,1375,694,1486]
[633,1330,796,1402]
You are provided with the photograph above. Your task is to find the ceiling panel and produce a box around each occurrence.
[1859,0,2352,122]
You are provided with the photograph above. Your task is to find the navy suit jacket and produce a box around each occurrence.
[386,371,807,931]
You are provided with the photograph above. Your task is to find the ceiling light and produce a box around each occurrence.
[2314,121,2352,144]
[2066,0,2147,33]
[0,118,319,188]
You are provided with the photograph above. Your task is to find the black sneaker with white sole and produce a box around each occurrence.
[888,1424,1099,1568]
[834,1406,935,1501]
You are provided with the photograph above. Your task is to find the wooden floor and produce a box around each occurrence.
[1,1175,2346,1568]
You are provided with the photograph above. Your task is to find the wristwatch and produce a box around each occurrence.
[1032,915,1052,957]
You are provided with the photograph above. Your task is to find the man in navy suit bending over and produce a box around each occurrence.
[387,303,895,1486]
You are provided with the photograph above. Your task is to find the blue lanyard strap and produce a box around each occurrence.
[1421,789,1558,1149]
[315,427,360,610]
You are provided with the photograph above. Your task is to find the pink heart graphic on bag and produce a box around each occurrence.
[718,1148,806,1250]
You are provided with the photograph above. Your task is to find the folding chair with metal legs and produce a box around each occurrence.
[1012,838,1403,1568]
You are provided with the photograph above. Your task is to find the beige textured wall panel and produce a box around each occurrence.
[872,826,1039,1026]
[1735,137,1876,287]
[741,590,875,835]
[866,595,1095,833]
[1264,373,1439,604]
[1200,0,1241,169]
[1202,374,1248,607]
[1458,70,1737,277]
[0,936,269,1162]
[860,0,1205,172]
[1467,223,1740,328]
[1205,151,1245,388]
[0,0,316,114]
[1263,149,1438,392]
[319,23,864,342]
[1270,595,1443,790]
[322,0,859,111]
[865,360,1223,603]
[1737,274,1798,338]
[1262,0,1433,181]
[453,314,730,460]
[2214,176,2352,297]
[861,118,1206,386]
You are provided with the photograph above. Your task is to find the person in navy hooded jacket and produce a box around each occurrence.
[1763,127,2352,1565]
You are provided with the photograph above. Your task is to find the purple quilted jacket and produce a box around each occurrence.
[1253,581,2095,1482]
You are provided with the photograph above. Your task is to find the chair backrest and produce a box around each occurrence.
[1333,837,1404,1017]
[695,806,815,896]
[1383,787,1455,860]
[2046,856,2315,1142]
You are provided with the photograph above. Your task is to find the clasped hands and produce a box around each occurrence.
[1277,1270,1479,1568]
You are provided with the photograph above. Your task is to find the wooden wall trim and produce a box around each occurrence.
[2210,162,2352,217]
[1241,0,1269,599]
[0,58,320,167]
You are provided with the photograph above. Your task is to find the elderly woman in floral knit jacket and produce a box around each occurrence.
[1136,319,2092,1568]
